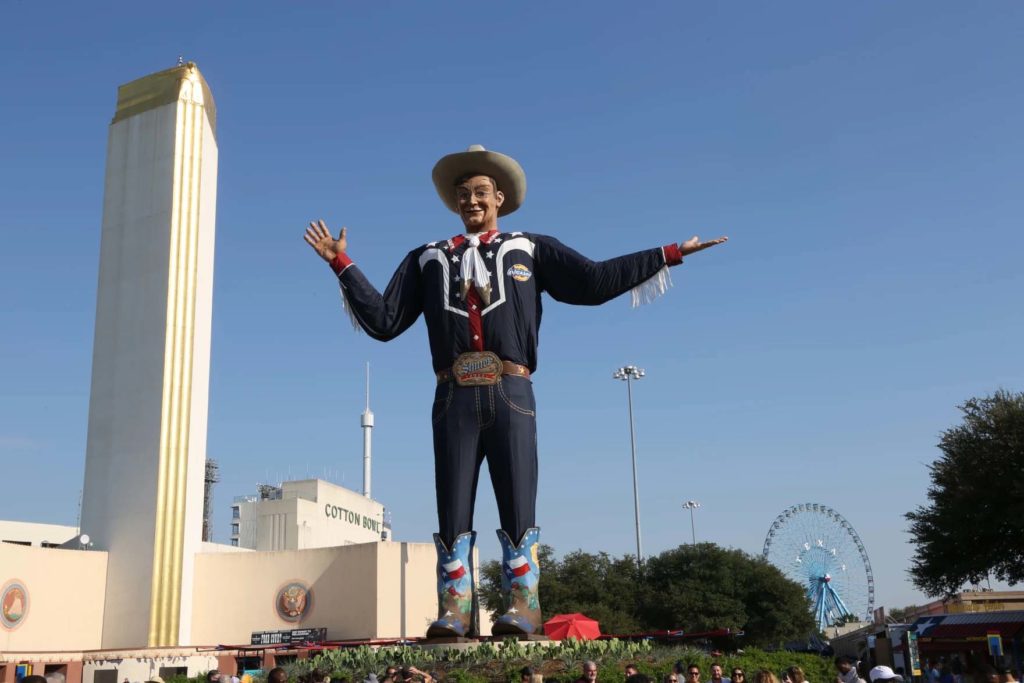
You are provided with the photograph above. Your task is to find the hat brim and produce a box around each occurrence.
[431,149,526,217]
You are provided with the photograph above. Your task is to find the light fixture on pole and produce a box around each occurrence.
[682,500,701,544]
[613,364,645,570]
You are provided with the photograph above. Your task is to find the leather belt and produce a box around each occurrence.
[437,354,531,385]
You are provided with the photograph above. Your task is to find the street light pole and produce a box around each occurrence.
[613,364,645,570]
[682,500,701,544]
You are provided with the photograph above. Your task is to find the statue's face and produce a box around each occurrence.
[456,175,504,232]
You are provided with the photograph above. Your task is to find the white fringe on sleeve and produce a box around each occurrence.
[630,265,673,307]
[338,283,363,333]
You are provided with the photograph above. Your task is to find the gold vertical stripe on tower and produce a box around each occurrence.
[149,95,186,646]
[168,98,203,642]
[148,74,205,646]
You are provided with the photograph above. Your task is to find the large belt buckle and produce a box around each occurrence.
[452,351,503,387]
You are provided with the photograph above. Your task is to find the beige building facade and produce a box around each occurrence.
[231,480,391,550]
[1,539,488,683]
[0,521,78,548]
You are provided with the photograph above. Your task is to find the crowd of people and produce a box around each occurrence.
[833,655,1018,683]
[84,653,1019,683]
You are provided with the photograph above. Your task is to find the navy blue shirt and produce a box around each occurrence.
[332,230,682,373]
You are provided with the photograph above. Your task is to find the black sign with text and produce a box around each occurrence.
[251,628,327,645]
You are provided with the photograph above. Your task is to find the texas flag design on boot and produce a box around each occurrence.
[443,558,467,580]
[507,555,531,578]
[493,527,542,636]
[427,531,477,638]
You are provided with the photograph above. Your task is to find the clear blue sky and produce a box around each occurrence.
[2,2,1022,613]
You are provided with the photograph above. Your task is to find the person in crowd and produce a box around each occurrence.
[926,662,940,683]
[785,667,808,683]
[836,657,865,683]
[664,674,681,683]
[999,668,1019,683]
[753,672,778,683]
[709,664,731,683]
[521,668,536,683]
[626,665,639,679]
[950,658,964,683]
[402,668,433,683]
[868,666,901,683]
[685,665,702,683]
[626,675,651,683]
[362,675,378,683]
[383,669,398,683]
[576,662,598,683]
[207,672,222,683]
[731,668,746,683]
[268,669,288,683]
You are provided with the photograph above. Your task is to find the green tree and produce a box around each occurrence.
[638,543,816,647]
[479,542,814,646]
[479,545,643,633]
[905,390,1024,596]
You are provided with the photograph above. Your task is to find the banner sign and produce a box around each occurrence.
[988,631,1003,658]
[251,627,327,645]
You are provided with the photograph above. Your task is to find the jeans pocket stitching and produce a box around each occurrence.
[432,381,454,425]
[497,380,536,417]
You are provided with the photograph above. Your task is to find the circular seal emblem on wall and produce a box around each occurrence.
[275,581,311,622]
[1,580,28,630]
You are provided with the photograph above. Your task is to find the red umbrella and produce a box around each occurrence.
[543,613,601,640]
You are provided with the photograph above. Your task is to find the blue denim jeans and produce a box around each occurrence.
[431,375,538,547]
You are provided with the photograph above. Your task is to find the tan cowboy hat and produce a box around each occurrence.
[431,145,526,217]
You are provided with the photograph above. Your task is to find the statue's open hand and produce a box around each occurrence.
[680,235,728,256]
[304,219,347,263]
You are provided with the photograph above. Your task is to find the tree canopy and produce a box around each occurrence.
[479,542,815,647]
[906,389,1024,596]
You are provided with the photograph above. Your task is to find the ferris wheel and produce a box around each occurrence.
[762,503,875,631]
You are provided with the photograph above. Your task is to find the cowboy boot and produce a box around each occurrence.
[492,527,542,636]
[426,531,476,638]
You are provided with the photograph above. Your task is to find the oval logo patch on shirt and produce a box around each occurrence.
[507,264,532,282]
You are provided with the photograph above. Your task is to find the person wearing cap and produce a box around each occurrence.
[304,145,727,637]
[868,667,901,683]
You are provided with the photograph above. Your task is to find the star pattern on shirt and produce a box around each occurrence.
[451,254,460,263]
[510,231,523,237]
[454,275,461,282]
[486,251,495,259]
[492,237,503,244]
[508,606,518,614]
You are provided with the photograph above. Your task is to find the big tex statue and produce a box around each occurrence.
[304,146,726,638]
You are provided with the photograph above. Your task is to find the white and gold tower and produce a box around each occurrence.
[80,62,218,648]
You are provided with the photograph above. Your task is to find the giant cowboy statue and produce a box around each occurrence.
[303,145,727,638]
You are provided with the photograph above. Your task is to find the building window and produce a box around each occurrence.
[230,539,238,547]
[231,523,239,534]
[232,506,240,519]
